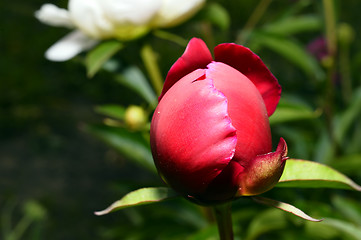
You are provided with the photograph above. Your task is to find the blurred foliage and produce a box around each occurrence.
[1,200,47,240]
[2,0,361,239]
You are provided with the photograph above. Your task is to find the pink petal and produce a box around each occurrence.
[238,138,288,196]
[206,62,272,165]
[150,69,237,197]
[214,43,281,116]
[159,38,213,101]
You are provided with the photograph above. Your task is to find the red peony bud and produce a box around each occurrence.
[150,38,287,204]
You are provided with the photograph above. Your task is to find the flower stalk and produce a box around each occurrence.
[212,202,234,240]
[141,44,164,96]
[237,0,272,44]
[322,0,338,154]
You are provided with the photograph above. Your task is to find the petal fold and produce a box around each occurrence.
[214,43,281,116]
[159,38,213,100]
[199,160,244,204]
[151,69,237,197]
[68,0,113,38]
[206,62,272,164]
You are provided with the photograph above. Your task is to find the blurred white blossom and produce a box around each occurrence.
[35,0,205,61]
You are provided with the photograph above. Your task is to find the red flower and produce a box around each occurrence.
[150,38,288,204]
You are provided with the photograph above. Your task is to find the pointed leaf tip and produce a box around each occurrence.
[253,196,323,222]
[95,187,179,216]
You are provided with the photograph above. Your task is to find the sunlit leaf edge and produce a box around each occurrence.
[252,196,322,222]
[95,187,179,215]
[277,159,361,191]
[86,40,123,78]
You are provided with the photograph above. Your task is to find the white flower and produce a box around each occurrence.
[152,0,205,28]
[35,0,205,62]
[35,4,74,28]
[44,31,98,62]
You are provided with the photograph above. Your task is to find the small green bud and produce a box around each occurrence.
[124,105,147,130]
[338,23,355,46]
[23,200,47,220]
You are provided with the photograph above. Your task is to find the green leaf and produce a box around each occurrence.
[94,104,126,120]
[187,225,218,240]
[85,124,156,173]
[314,218,361,240]
[86,40,123,78]
[252,197,321,222]
[305,218,342,239]
[245,208,288,240]
[313,127,335,164]
[250,32,324,80]
[334,87,361,145]
[263,15,321,36]
[95,187,179,215]
[140,44,164,96]
[277,0,312,19]
[199,3,230,30]
[269,100,321,125]
[332,195,361,225]
[277,159,361,191]
[330,154,361,175]
[346,120,361,154]
[153,30,188,47]
[116,66,158,108]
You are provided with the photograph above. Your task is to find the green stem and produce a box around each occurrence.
[323,0,337,56]
[1,201,14,240]
[338,23,353,104]
[153,30,188,47]
[237,0,272,44]
[340,41,352,103]
[201,21,215,50]
[140,44,164,96]
[322,0,338,153]
[212,202,234,240]
[6,216,32,240]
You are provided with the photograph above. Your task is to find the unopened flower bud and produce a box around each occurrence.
[338,23,355,46]
[125,105,147,130]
